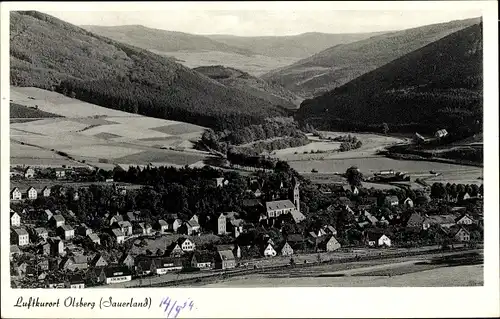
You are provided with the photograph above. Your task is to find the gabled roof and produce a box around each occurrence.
[242,199,263,207]
[11,245,21,254]
[90,253,107,267]
[187,219,200,228]
[366,231,389,241]
[217,250,235,261]
[110,215,124,222]
[35,227,48,234]
[118,221,132,228]
[424,214,456,225]
[72,254,88,265]
[317,235,339,248]
[192,251,215,263]
[44,209,53,216]
[104,266,132,277]
[13,228,28,236]
[10,211,20,218]
[157,219,168,226]
[11,187,21,193]
[453,227,470,236]
[406,213,424,227]
[59,225,73,232]
[88,233,100,241]
[266,200,295,211]
[111,228,124,237]
[119,253,134,264]
[215,244,235,252]
[286,234,304,242]
[52,214,65,222]
[290,209,306,223]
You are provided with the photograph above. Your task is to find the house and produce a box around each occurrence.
[34,227,48,241]
[89,253,108,268]
[51,215,65,228]
[43,209,53,221]
[338,197,354,208]
[213,177,228,187]
[166,242,184,257]
[317,236,342,252]
[364,210,379,225]
[11,187,22,200]
[156,219,169,233]
[366,232,392,247]
[55,168,66,178]
[216,244,241,259]
[177,238,196,252]
[47,237,64,256]
[265,200,296,218]
[188,215,201,234]
[88,233,101,245]
[60,255,88,271]
[413,132,426,144]
[385,196,399,206]
[100,266,132,284]
[279,242,294,256]
[57,225,75,240]
[422,215,456,230]
[137,222,152,235]
[66,274,85,288]
[459,192,471,201]
[11,211,21,227]
[403,197,414,208]
[217,213,227,235]
[125,211,140,222]
[26,186,38,200]
[286,234,306,251]
[119,253,135,269]
[262,243,277,257]
[40,186,51,197]
[406,213,425,229]
[187,251,215,270]
[77,223,92,236]
[456,214,475,225]
[435,129,448,138]
[323,225,337,236]
[111,228,125,244]
[10,245,22,261]
[109,214,124,226]
[24,167,35,178]
[117,221,133,236]
[453,228,471,242]
[12,227,29,246]
[214,249,236,270]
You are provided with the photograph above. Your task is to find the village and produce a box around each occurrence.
[9,163,484,288]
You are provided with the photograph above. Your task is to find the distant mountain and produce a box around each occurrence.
[194,65,302,110]
[81,25,256,56]
[10,11,286,131]
[206,31,386,58]
[263,18,482,98]
[296,22,483,136]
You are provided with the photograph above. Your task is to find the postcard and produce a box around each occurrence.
[1,1,498,318]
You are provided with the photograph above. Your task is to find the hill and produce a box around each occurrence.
[295,22,483,137]
[10,11,286,131]
[194,65,302,110]
[263,18,481,98]
[81,25,256,56]
[206,31,386,58]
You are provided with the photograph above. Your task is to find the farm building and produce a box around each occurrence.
[435,129,449,138]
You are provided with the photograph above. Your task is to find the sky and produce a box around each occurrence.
[42,9,482,36]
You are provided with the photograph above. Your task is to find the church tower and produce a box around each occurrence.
[291,177,300,211]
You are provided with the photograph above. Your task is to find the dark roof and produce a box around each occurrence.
[52,215,65,222]
[266,200,295,211]
[365,230,389,241]
[216,244,235,251]
[217,250,235,261]
[111,228,124,237]
[286,234,304,242]
[192,251,215,263]
[242,199,263,207]
[58,225,73,232]
[104,266,132,277]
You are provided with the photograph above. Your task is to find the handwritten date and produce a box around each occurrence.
[160,297,194,318]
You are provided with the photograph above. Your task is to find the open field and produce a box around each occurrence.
[10,87,208,169]
[153,50,301,76]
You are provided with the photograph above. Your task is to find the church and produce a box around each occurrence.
[264,178,306,224]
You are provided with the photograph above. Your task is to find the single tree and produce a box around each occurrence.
[345,166,363,187]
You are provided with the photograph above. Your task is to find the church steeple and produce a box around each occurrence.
[291,177,300,211]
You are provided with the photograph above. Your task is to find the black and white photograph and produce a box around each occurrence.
[1,1,499,318]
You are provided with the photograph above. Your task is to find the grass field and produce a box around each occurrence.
[10,103,62,119]
[10,87,208,169]
[153,50,300,76]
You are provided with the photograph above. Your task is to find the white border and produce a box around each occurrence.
[1,2,498,318]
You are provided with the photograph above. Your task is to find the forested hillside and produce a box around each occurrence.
[194,65,302,110]
[81,25,255,55]
[263,18,481,98]
[10,11,286,130]
[296,23,483,136]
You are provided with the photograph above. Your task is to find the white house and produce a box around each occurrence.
[100,267,132,284]
[177,238,195,252]
[42,187,51,197]
[262,243,277,257]
[456,214,474,225]
[27,187,38,200]
[57,225,75,240]
[117,221,133,236]
[12,228,29,246]
[11,211,21,227]
[24,167,35,178]
[366,233,392,247]
[111,229,125,244]
[403,197,414,208]
[11,187,22,200]
[435,129,448,138]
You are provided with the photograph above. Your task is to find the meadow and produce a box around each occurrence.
[10,87,208,169]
